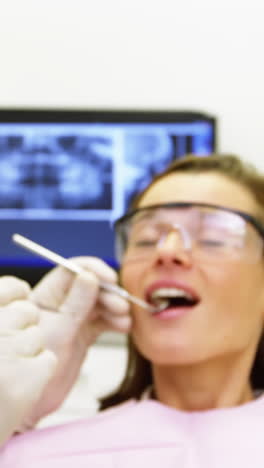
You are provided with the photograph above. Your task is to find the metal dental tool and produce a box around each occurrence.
[12,233,157,312]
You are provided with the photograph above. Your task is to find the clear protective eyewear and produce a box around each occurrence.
[114,202,264,264]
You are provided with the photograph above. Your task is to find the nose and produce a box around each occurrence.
[153,227,192,267]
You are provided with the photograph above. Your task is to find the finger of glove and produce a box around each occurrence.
[69,257,118,283]
[99,290,130,316]
[0,301,39,329]
[0,327,44,357]
[0,276,30,306]
[58,271,100,322]
[30,256,116,311]
[30,266,74,310]
[100,308,132,333]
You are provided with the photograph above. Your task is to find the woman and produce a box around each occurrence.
[1,153,264,467]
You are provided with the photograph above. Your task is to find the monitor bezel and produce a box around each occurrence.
[0,107,217,149]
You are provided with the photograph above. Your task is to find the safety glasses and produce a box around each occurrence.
[114,202,264,264]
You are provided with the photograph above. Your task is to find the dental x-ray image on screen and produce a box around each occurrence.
[0,109,216,272]
[0,129,113,212]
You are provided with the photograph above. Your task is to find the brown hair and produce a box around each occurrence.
[100,153,264,410]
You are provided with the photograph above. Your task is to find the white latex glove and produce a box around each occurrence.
[0,277,57,447]
[20,257,131,430]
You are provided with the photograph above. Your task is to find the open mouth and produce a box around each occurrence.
[146,287,200,314]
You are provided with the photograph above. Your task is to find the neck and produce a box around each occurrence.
[152,351,256,411]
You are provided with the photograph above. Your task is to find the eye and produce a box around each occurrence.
[129,225,160,248]
[134,239,157,247]
[198,239,225,247]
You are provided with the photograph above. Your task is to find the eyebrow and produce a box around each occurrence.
[202,211,246,231]
[131,209,159,223]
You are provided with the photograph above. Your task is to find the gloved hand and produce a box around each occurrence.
[20,257,131,430]
[0,276,57,446]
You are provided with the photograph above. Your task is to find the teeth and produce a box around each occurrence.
[150,288,193,301]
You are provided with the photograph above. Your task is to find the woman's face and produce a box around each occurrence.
[120,172,264,365]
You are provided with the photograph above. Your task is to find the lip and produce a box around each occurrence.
[152,306,192,320]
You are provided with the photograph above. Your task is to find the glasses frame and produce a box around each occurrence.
[114,202,264,261]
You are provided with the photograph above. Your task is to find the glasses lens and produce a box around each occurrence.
[115,205,263,264]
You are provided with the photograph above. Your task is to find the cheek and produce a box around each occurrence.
[203,261,264,333]
[200,258,251,290]
[120,262,143,294]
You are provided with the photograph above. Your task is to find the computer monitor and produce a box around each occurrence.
[0,108,216,283]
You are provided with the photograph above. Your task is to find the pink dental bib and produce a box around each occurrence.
[1,397,264,467]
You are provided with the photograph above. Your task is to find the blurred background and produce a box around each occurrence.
[0,0,263,426]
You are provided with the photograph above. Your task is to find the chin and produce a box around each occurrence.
[134,336,202,366]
